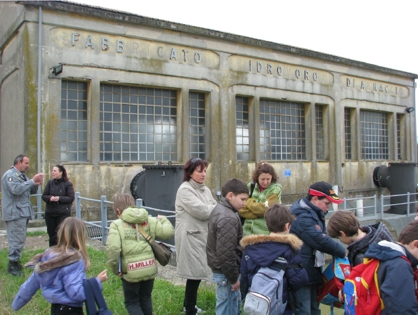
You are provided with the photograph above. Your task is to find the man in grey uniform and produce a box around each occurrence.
[1,154,44,276]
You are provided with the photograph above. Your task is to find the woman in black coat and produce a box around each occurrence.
[42,164,75,246]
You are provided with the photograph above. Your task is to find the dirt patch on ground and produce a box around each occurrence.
[0,233,49,252]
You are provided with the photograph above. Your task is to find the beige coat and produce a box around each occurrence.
[175,180,217,280]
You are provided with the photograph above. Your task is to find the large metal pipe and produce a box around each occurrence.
[373,162,417,214]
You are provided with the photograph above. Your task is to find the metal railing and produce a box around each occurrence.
[73,192,175,246]
[28,191,417,245]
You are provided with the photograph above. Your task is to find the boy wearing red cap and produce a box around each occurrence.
[289,181,346,315]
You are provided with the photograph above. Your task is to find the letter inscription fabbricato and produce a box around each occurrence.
[71,33,202,63]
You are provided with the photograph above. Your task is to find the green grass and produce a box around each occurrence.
[26,231,48,237]
[0,246,217,315]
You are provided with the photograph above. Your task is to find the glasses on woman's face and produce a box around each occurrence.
[191,158,201,163]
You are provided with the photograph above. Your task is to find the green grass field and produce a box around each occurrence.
[0,245,216,315]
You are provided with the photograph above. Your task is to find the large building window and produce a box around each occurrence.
[315,105,325,160]
[61,81,88,162]
[99,85,177,162]
[259,100,306,160]
[344,108,352,160]
[189,92,206,159]
[360,110,388,160]
[236,96,250,161]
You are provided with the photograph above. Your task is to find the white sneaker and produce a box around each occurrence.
[182,306,205,314]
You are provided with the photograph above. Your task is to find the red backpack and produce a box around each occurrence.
[343,256,411,315]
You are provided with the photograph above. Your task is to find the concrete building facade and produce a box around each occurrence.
[1,1,417,204]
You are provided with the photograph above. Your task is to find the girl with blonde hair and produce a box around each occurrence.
[12,217,108,314]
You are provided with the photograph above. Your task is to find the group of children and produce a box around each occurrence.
[12,193,174,315]
[207,179,418,315]
[9,178,418,315]
[327,209,418,314]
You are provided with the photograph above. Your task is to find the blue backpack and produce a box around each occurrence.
[244,257,300,315]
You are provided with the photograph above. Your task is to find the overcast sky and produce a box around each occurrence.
[73,0,418,118]
[74,0,417,74]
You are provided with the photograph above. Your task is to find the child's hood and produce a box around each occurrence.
[240,233,303,251]
[25,249,83,274]
[364,240,406,261]
[120,206,149,224]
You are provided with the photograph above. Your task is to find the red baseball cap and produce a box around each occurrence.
[308,181,343,204]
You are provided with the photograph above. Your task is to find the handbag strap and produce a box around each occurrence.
[137,225,153,244]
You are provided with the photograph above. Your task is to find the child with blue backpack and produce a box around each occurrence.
[240,204,308,315]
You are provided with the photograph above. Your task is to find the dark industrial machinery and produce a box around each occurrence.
[373,162,417,214]
[130,162,184,244]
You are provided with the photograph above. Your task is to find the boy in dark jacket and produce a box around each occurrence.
[363,220,418,314]
[241,204,309,315]
[327,210,394,267]
[289,181,346,315]
[206,178,249,315]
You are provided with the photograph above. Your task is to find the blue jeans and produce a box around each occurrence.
[294,284,320,315]
[212,273,241,315]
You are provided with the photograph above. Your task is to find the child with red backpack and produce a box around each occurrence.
[343,220,418,315]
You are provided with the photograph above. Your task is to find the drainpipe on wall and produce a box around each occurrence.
[37,6,42,174]
[36,7,43,215]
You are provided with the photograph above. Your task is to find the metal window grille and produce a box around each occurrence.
[344,108,352,160]
[236,96,250,161]
[259,99,306,160]
[397,114,403,160]
[315,105,325,160]
[360,110,388,160]
[60,81,88,162]
[189,92,206,159]
[99,84,177,162]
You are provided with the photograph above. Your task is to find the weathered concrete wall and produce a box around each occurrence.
[0,1,416,204]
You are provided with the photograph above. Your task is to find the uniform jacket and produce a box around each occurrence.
[12,249,99,310]
[364,240,418,315]
[239,182,282,236]
[289,197,346,284]
[42,178,75,216]
[206,197,243,284]
[347,222,394,267]
[1,166,37,221]
[175,180,217,280]
[106,206,174,283]
[240,233,309,304]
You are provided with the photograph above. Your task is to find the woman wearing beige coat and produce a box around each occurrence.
[175,158,217,315]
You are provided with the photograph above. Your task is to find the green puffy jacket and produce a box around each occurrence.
[240,183,282,236]
[106,206,174,283]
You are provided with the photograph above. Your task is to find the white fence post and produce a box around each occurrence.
[356,195,364,217]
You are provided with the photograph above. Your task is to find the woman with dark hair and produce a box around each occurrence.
[175,158,217,315]
[42,164,75,247]
[239,161,282,236]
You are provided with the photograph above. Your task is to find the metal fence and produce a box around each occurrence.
[73,192,175,245]
[30,191,417,245]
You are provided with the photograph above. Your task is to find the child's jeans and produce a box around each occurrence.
[212,272,241,315]
[121,278,154,315]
